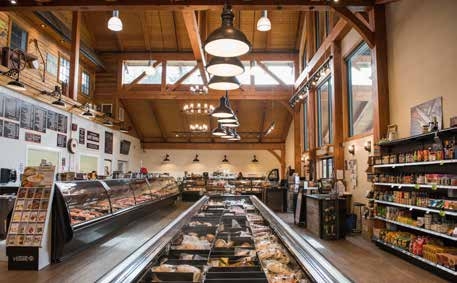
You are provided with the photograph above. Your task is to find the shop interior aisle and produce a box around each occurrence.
[278,213,446,283]
[0,202,192,283]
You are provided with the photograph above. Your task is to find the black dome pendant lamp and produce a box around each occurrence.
[211,93,234,118]
[204,4,251,58]
[206,56,245,77]
[208,75,240,91]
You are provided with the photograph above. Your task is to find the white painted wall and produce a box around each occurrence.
[0,87,141,186]
[142,149,280,178]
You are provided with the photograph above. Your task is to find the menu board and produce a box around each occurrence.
[4,120,19,140]
[79,128,85,144]
[0,94,4,117]
[57,134,66,148]
[33,106,47,133]
[20,101,33,130]
[87,143,99,150]
[25,132,41,144]
[57,114,67,134]
[104,131,113,154]
[120,140,131,155]
[4,96,20,121]
[87,131,99,143]
[46,110,58,131]
[6,166,55,247]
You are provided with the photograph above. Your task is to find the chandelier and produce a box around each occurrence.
[183,103,215,115]
[189,124,208,132]
[190,85,208,95]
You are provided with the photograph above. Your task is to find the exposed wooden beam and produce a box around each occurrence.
[69,11,81,101]
[169,65,199,91]
[0,1,374,11]
[331,41,344,172]
[331,6,375,48]
[293,105,302,175]
[279,101,294,115]
[118,100,143,141]
[280,149,286,179]
[161,59,167,92]
[149,101,167,142]
[143,142,285,150]
[297,12,307,73]
[140,12,152,51]
[124,61,162,91]
[255,60,287,86]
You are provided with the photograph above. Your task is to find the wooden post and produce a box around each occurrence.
[280,147,286,179]
[69,11,81,101]
[308,88,317,180]
[331,41,344,172]
[370,5,390,142]
[293,104,302,176]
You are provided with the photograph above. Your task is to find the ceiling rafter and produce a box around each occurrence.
[182,10,209,85]
[140,12,152,51]
[331,6,375,48]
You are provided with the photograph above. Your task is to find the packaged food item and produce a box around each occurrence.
[29,211,38,222]
[9,223,19,234]
[17,189,27,198]
[21,211,30,222]
[36,223,44,234]
[32,236,42,246]
[15,200,24,210]
[26,188,36,198]
[38,211,46,222]
[24,235,33,246]
[16,235,25,245]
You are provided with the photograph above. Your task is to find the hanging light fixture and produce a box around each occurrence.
[82,107,93,117]
[206,56,245,77]
[120,124,130,133]
[212,123,227,136]
[211,94,234,118]
[221,128,235,139]
[189,123,208,132]
[208,75,240,90]
[257,10,271,32]
[222,155,229,163]
[183,103,215,115]
[228,129,241,141]
[204,4,251,57]
[7,79,26,91]
[193,154,200,163]
[48,86,65,107]
[252,155,259,163]
[108,10,123,32]
[190,85,208,95]
[103,119,113,127]
[221,120,239,128]
[163,154,170,162]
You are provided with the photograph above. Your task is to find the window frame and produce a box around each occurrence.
[58,55,71,84]
[10,21,28,52]
[317,77,333,147]
[81,70,91,96]
[346,42,374,137]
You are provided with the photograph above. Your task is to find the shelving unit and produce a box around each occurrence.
[374,199,457,216]
[369,127,457,280]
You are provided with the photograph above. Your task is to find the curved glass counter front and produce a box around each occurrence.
[130,179,153,204]
[102,180,136,213]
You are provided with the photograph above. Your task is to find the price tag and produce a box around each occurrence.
[440,161,444,166]
[409,207,413,211]
[392,165,396,169]
[439,210,446,217]
[399,185,402,189]
[414,184,420,190]
[431,184,438,191]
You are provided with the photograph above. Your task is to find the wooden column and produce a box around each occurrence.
[308,88,317,180]
[294,104,302,176]
[331,41,344,172]
[69,11,81,101]
[280,147,286,179]
[370,5,390,142]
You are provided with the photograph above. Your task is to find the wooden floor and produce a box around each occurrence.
[277,213,447,283]
[0,201,192,283]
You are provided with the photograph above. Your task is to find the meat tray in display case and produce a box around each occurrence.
[97,196,352,283]
[52,177,179,261]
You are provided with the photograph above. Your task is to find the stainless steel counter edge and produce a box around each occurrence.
[250,196,352,283]
[96,196,209,283]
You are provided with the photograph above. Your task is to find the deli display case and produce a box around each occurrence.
[97,195,352,283]
[52,177,180,261]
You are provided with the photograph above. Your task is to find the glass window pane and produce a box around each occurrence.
[253,66,279,85]
[10,22,28,52]
[347,43,373,136]
[166,61,197,84]
[262,61,295,85]
[317,78,332,147]
[46,53,58,76]
[236,61,251,85]
[123,60,162,84]
[81,71,90,95]
[27,148,59,167]
[59,57,70,84]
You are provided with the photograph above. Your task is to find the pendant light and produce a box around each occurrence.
[7,78,26,91]
[221,128,234,139]
[193,154,200,163]
[51,86,65,107]
[211,94,233,118]
[204,4,251,57]
[252,155,259,163]
[208,75,240,91]
[212,123,227,136]
[108,10,123,32]
[120,124,129,133]
[206,56,245,77]
[222,155,229,163]
[228,130,241,141]
[163,154,170,162]
[221,120,239,128]
[103,119,113,127]
[257,10,271,32]
[82,108,93,117]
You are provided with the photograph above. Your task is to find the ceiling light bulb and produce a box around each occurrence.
[108,10,123,32]
[257,10,271,32]
[10,0,17,5]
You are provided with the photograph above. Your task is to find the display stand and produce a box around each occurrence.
[6,165,56,270]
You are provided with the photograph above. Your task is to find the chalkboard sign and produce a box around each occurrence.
[87,143,99,150]
[0,94,4,117]
[4,96,20,121]
[120,140,131,155]
[104,131,113,154]
[87,131,100,143]
[79,128,85,144]
[20,101,33,130]
[57,114,67,133]
[25,132,41,144]
[46,111,57,131]
[57,134,67,148]
[33,106,47,133]
[4,121,19,140]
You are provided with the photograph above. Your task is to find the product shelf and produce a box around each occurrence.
[374,216,457,241]
[374,239,457,278]
[373,159,457,169]
[374,200,457,217]
[373,182,457,190]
